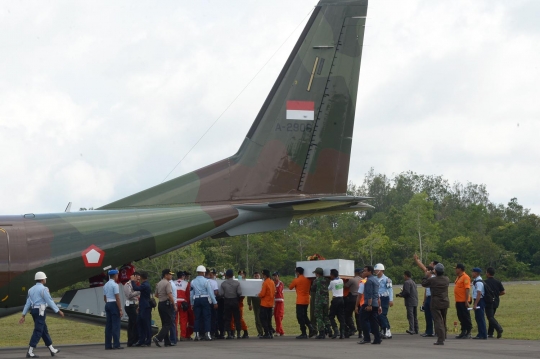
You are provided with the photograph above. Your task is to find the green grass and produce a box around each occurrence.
[1,282,538,347]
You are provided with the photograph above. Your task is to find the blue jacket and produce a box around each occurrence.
[132,280,152,309]
[363,275,380,307]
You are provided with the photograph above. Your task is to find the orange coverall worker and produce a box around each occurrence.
[258,277,275,337]
[274,280,285,335]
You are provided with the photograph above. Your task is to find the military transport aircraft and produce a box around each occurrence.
[0,0,370,317]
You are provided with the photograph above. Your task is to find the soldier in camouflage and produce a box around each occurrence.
[312,267,331,339]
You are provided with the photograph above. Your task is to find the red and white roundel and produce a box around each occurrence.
[81,245,105,267]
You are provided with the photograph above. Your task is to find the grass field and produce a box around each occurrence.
[1,282,538,347]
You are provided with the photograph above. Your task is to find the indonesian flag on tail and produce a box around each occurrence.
[286,101,315,120]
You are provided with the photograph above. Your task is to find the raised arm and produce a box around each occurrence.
[413,253,427,272]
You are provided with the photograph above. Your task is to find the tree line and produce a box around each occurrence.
[136,168,540,285]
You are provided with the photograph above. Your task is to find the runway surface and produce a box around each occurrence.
[2,334,539,359]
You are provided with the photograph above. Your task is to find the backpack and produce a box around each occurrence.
[474,279,495,304]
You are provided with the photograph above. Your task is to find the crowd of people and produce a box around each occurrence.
[19,254,506,356]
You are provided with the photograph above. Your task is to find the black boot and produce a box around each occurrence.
[296,333,308,339]
[463,330,472,339]
[237,330,242,339]
[331,327,339,339]
[316,330,326,339]
[242,330,249,339]
[308,325,317,338]
[226,331,233,339]
[455,330,466,339]
[339,329,345,339]
[325,326,332,337]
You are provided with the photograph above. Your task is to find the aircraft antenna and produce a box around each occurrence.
[161,7,315,184]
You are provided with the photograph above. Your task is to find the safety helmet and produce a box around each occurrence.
[374,263,385,271]
[196,265,206,273]
[35,272,47,280]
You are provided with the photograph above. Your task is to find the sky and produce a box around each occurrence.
[1,0,539,215]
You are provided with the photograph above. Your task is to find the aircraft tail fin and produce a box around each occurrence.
[100,0,368,209]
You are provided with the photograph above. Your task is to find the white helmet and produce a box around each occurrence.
[374,263,385,271]
[35,271,47,280]
[196,265,206,273]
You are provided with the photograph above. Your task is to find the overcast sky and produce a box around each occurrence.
[1,0,539,215]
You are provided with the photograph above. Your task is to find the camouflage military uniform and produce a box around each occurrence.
[312,277,331,331]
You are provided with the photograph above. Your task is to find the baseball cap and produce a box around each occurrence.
[434,263,444,272]
[313,267,323,275]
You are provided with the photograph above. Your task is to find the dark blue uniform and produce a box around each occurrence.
[132,280,153,346]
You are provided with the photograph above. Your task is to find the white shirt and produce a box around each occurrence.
[169,279,177,302]
[208,278,219,294]
[328,278,344,297]
[358,281,365,295]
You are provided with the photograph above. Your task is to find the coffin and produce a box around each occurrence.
[296,259,355,278]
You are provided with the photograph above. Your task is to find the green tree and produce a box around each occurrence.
[401,193,439,264]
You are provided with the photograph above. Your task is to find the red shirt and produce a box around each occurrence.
[118,264,136,285]
[185,282,192,304]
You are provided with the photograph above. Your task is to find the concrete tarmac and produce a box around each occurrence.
[1,334,539,359]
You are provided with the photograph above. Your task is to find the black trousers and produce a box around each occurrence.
[296,304,312,335]
[486,304,502,335]
[156,302,173,345]
[344,295,358,332]
[329,297,345,330]
[355,306,364,336]
[217,297,225,336]
[259,306,273,335]
[455,302,472,332]
[360,305,381,343]
[223,298,241,333]
[125,304,139,346]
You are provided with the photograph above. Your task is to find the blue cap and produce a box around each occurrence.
[108,269,119,275]
[472,267,482,273]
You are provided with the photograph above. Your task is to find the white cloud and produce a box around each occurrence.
[0,0,539,215]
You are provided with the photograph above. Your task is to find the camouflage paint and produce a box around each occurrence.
[100,0,368,209]
[0,0,370,311]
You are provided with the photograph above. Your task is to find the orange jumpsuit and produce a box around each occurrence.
[175,279,190,339]
[274,280,285,335]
